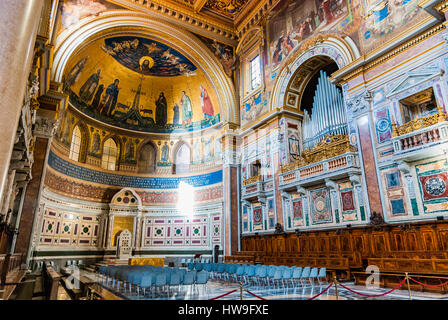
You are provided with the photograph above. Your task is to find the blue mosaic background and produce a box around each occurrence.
[48,150,222,189]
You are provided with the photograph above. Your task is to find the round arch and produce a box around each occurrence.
[101,134,122,170]
[171,139,192,175]
[270,34,360,110]
[71,120,90,163]
[136,140,158,174]
[52,11,238,125]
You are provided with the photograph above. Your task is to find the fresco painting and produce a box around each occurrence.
[58,0,123,33]
[268,0,348,71]
[359,0,427,52]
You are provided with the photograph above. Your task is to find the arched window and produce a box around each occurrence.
[69,125,82,161]
[174,143,190,174]
[138,143,156,174]
[102,138,118,171]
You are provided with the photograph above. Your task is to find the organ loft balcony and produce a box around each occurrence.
[242,174,274,202]
[391,107,448,162]
[278,134,361,190]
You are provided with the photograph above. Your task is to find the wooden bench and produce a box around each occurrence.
[43,263,62,300]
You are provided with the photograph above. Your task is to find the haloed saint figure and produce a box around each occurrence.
[103,79,120,117]
[181,91,193,125]
[200,85,214,119]
[155,92,168,126]
[79,69,101,103]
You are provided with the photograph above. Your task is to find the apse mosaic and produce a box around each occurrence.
[62,35,221,133]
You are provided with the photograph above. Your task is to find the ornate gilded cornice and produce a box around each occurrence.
[111,0,238,41]
[434,0,448,13]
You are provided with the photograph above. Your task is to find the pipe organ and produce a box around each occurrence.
[302,70,348,150]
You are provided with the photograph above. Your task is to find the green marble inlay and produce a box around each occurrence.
[360,206,366,221]
[411,198,419,216]
[335,209,339,224]
[288,217,291,228]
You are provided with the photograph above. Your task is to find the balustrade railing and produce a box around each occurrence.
[391,109,448,154]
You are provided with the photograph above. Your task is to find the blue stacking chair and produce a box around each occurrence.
[195,270,209,293]
[203,263,212,272]
[187,263,195,271]
[244,265,256,285]
[233,265,245,282]
[132,272,145,295]
[216,264,226,280]
[195,263,204,271]
[230,264,239,281]
[98,266,107,283]
[281,268,294,288]
[291,267,302,287]
[154,273,167,294]
[180,258,186,267]
[126,271,137,292]
[272,269,283,288]
[317,268,327,284]
[168,272,181,296]
[179,269,187,282]
[109,267,120,288]
[183,271,195,293]
[254,265,267,287]
[308,267,319,286]
[223,264,232,280]
[266,266,277,286]
[299,267,311,286]
[211,263,219,279]
[140,275,153,297]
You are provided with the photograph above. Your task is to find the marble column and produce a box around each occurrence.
[0,0,45,204]
[347,91,385,218]
[222,133,240,256]
[272,130,285,229]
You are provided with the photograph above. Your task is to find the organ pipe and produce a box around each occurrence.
[302,70,348,150]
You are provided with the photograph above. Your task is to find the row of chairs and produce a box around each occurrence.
[98,265,209,297]
[187,263,326,288]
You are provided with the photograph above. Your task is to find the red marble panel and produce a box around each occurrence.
[357,116,383,216]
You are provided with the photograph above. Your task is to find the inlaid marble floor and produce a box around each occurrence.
[81,270,448,301]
